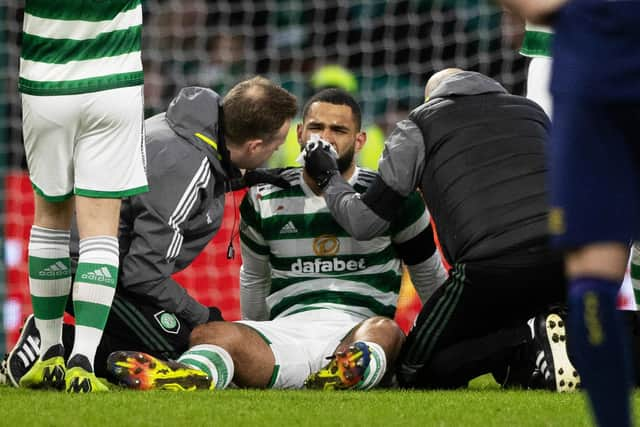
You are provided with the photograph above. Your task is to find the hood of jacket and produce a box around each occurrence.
[428,71,507,99]
[165,86,240,181]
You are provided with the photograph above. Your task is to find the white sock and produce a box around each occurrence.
[178,344,235,389]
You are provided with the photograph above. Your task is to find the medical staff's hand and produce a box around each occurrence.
[304,140,339,190]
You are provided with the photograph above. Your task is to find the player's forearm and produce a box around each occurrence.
[407,251,448,303]
[323,174,391,240]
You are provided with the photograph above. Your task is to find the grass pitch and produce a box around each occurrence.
[1,378,637,427]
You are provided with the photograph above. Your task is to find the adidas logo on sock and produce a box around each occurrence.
[39,261,70,278]
[280,221,298,234]
[80,267,114,284]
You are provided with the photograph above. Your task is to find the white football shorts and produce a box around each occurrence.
[237,309,366,389]
[22,85,148,201]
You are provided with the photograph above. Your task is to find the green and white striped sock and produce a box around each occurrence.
[354,341,387,390]
[69,236,119,371]
[178,344,234,390]
[28,225,71,356]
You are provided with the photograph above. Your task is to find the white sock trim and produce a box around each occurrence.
[358,341,387,390]
[179,344,235,390]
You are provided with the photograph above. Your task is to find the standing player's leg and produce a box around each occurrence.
[550,95,636,427]
[66,86,148,392]
[19,93,77,390]
[526,55,553,117]
[66,196,120,392]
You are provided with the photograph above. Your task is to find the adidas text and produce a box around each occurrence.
[39,261,69,278]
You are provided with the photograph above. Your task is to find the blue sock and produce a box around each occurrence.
[568,277,633,427]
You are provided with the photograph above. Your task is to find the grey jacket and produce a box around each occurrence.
[73,87,237,326]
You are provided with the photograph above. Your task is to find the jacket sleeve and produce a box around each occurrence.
[118,147,211,327]
[322,119,426,240]
[389,192,447,303]
[238,189,272,320]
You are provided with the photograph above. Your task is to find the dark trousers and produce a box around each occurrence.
[396,255,567,389]
[63,293,195,378]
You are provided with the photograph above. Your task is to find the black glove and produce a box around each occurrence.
[228,168,292,191]
[208,306,224,322]
[304,142,339,189]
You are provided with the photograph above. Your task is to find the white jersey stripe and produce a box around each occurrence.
[166,158,211,261]
[276,303,376,320]
[266,278,399,311]
[19,52,142,83]
[23,6,142,41]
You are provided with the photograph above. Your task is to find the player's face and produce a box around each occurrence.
[298,102,366,174]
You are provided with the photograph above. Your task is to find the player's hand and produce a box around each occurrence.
[304,140,339,190]
[208,306,224,322]
[229,168,292,190]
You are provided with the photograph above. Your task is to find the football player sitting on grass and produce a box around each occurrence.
[106,89,448,391]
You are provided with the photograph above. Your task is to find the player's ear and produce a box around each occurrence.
[296,122,304,148]
[246,139,263,154]
[355,131,367,154]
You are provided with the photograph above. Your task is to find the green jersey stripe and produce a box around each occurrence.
[240,199,261,231]
[260,211,389,240]
[388,192,427,236]
[269,246,398,273]
[19,72,143,96]
[24,7,141,41]
[240,230,271,256]
[520,30,553,58]
[270,291,396,319]
[270,270,401,294]
[26,0,140,22]
[22,26,141,63]
[268,276,399,306]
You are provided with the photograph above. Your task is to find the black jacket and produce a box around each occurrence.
[321,72,551,265]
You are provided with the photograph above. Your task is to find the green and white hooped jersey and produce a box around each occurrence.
[19,0,143,96]
[239,168,429,320]
[520,24,554,58]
